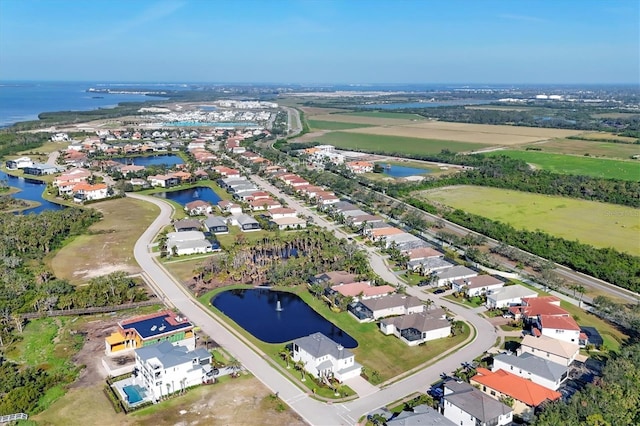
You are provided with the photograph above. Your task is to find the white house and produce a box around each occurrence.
[379,309,451,346]
[492,352,569,391]
[433,265,478,287]
[518,335,579,367]
[537,314,581,344]
[349,294,424,321]
[271,216,307,230]
[5,156,33,170]
[442,380,513,426]
[452,275,505,297]
[131,341,213,403]
[485,285,538,309]
[291,332,361,382]
[72,183,109,202]
[166,231,217,256]
[217,200,243,215]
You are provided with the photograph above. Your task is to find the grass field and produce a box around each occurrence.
[578,132,639,143]
[531,138,640,159]
[344,111,428,120]
[313,131,489,154]
[488,150,640,181]
[422,186,640,255]
[307,119,375,130]
[309,113,420,126]
[49,197,159,283]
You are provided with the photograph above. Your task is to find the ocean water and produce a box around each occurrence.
[0,81,169,128]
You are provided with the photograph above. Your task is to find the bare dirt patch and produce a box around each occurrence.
[50,197,159,284]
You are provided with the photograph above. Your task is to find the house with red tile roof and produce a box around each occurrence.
[537,314,581,344]
[249,198,282,211]
[346,161,374,174]
[470,368,561,421]
[72,183,109,202]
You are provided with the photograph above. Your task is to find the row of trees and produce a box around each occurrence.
[191,229,372,288]
[437,208,639,292]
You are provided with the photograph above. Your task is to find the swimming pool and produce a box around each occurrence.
[123,384,146,405]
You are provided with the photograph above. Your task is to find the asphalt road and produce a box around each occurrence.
[127,189,497,425]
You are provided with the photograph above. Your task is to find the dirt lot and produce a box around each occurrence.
[34,310,306,425]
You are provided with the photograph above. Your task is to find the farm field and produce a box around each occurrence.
[528,138,640,159]
[343,111,428,120]
[49,197,159,283]
[578,132,639,143]
[342,121,583,145]
[313,131,489,154]
[488,150,640,181]
[307,119,375,130]
[421,185,640,256]
[309,113,420,126]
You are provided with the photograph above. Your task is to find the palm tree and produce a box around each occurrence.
[228,357,241,377]
[279,347,292,369]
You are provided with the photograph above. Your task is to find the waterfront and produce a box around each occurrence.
[0,81,168,128]
[153,186,221,207]
[0,170,64,214]
[379,164,432,178]
[212,288,358,347]
[114,154,184,167]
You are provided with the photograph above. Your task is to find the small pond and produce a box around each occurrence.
[212,288,358,348]
[1,170,65,214]
[115,154,183,167]
[378,164,431,178]
[153,186,221,207]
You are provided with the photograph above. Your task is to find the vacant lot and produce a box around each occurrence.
[49,197,159,283]
[313,131,488,155]
[532,138,640,159]
[488,150,640,181]
[422,186,639,255]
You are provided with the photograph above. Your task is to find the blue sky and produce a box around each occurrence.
[0,0,638,84]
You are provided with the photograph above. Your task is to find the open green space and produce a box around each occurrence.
[343,111,427,120]
[423,186,639,256]
[532,138,640,159]
[488,150,640,181]
[307,120,375,130]
[313,131,489,155]
[199,284,469,383]
[49,197,159,283]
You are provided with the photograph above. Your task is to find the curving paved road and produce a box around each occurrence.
[127,192,496,425]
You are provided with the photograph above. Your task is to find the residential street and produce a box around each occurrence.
[127,188,497,425]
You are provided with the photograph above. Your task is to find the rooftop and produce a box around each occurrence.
[493,352,568,382]
[444,381,512,423]
[471,368,561,407]
[120,310,193,339]
[293,332,354,360]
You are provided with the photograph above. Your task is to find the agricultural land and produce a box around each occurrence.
[522,138,640,159]
[487,150,640,181]
[421,185,640,256]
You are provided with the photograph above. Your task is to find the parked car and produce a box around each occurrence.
[434,289,445,295]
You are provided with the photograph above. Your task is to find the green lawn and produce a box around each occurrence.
[199,285,469,382]
[307,120,375,130]
[344,111,427,120]
[313,132,489,155]
[488,150,640,181]
[423,185,640,256]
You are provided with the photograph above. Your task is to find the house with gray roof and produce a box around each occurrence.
[408,257,454,275]
[173,218,201,232]
[348,294,424,322]
[492,352,568,390]
[379,309,450,346]
[203,216,229,234]
[485,284,538,309]
[433,265,478,287]
[442,380,513,426]
[386,404,456,426]
[132,341,213,403]
[291,332,361,382]
[330,201,360,213]
[166,231,219,256]
[235,214,261,232]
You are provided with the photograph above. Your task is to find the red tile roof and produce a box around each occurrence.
[539,314,580,331]
[472,368,561,407]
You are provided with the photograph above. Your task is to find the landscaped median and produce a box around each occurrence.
[196,283,471,394]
